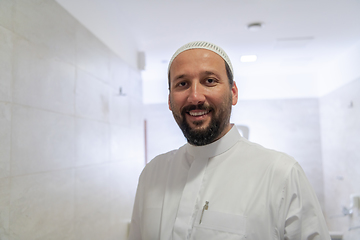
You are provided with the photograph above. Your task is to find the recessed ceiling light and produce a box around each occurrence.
[247,22,262,32]
[240,55,257,62]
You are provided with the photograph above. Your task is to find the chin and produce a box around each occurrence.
[189,120,211,128]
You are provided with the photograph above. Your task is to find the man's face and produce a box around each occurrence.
[168,49,238,146]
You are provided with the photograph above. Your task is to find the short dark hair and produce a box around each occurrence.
[225,60,233,88]
[168,60,234,90]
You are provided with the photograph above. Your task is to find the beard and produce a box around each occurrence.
[170,94,233,146]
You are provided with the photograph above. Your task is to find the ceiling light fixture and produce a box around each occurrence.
[247,22,262,32]
[240,55,257,62]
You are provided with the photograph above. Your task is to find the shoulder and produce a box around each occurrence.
[236,137,297,172]
[145,149,178,169]
[139,147,182,181]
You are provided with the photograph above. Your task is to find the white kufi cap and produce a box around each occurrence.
[168,41,233,76]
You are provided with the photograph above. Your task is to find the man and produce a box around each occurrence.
[128,41,330,240]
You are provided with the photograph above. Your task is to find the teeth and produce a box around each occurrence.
[189,111,209,116]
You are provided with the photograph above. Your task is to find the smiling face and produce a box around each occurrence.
[168,49,238,146]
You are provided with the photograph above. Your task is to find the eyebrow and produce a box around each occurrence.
[173,74,186,81]
[203,71,221,79]
[203,71,217,76]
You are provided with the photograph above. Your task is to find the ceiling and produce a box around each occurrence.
[56,0,360,104]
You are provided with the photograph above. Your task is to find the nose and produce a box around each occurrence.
[187,82,205,105]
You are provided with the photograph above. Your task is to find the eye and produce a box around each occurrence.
[175,81,187,88]
[205,78,217,85]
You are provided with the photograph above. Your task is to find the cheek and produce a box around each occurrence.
[169,93,185,110]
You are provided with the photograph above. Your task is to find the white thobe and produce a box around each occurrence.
[129,126,330,240]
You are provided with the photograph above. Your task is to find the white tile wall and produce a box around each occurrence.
[110,93,130,126]
[109,54,131,126]
[13,0,77,64]
[13,37,76,115]
[75,69,110,122]
[0,26,12,103]
[109,53,130,90]
[75,118,110,167]
[110,124,145,163]
[74,164,110,240]
[144,103,185,161]
[0,177,10,240]
[10,170,75,240]
[320,78,360,234]
[0,0,13,30]
[0,103,11,179]
[108,162,143,239]
[76,25,111,82]
[4,0,139,239]
[11,105,75,176]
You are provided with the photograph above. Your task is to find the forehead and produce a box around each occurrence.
[169,48,225,76]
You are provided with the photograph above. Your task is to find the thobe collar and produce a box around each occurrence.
[185,124,241,160]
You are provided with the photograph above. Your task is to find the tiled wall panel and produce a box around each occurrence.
[13,0,77,64]
[0,103,11,179]
[74,164,110,240]
[109,53,129,90]
[0,26,13,103]
[75,69,110,121]
[108,162,142,239]
[0,177,10,240]
[11,105,75,176]
[76,26,111,82]
[0,0,13,30]
[110,124,144,163]
[13,37,76,115]
[320,77,360,236]
[110,93,130,126]
[1,1,144,239]
[75,118,110,167]
[9,170,75,240]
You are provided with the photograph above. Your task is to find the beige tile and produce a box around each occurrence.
[129,68,144,127]
[9,170,75,240]
[110,93,130,126]
[0,177,10,240]
[76,25,111,82]
[129,67,143,100]
[74,164,110,240]
[13,0,76,64]
[108,162,143,239]
[0,103,11,179]
[130,96,144,127]
[0,26,13,103]
[110,124,145,163]
[75,118,110,167]
[109,54,132,126]
[109,53,130,90]
[109,220,131,240]
[108,162,142,217]
[75,69,110,122]
[0,102,11,179]
[11,105,75,176]
[13,37,75,115]
[0,0,13,30]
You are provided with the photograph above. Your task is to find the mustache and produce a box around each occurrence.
[181,104,213,115]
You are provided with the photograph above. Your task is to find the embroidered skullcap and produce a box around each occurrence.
[168,41,233,76]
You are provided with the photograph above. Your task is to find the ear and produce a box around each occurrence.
[231,81,238,106]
